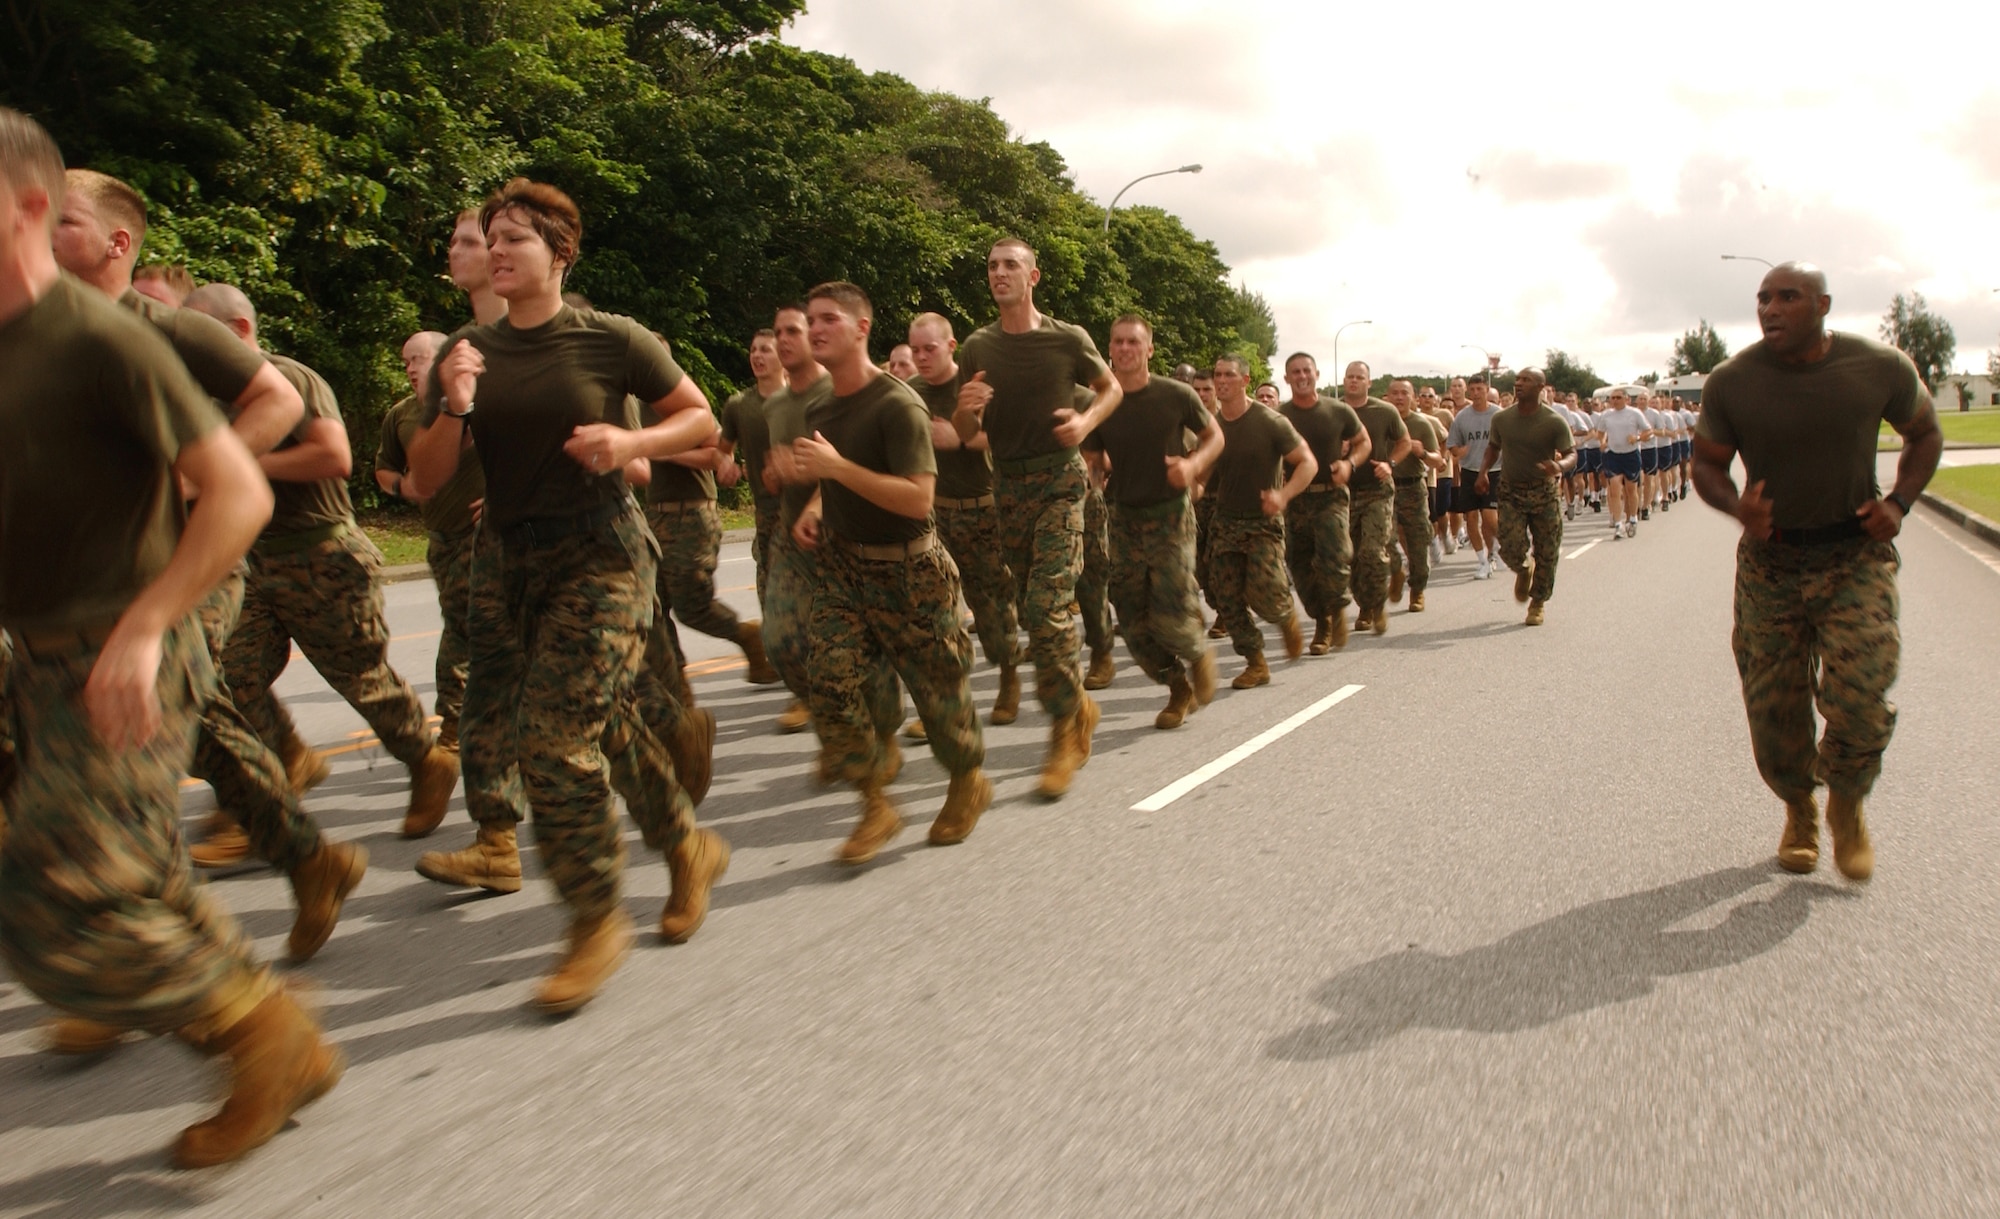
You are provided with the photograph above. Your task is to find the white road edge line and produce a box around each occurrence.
[1565,538,1603,561]
[1917,512,2000,578]
[1131,684,1365,812]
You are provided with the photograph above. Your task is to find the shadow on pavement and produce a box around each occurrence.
[1268,862,1857,1061]
[0,1150,206,1219]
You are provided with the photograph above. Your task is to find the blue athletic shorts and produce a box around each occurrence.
[1640,448,1659,474]
[1604,449,1641,481]
[1578,448,1601,475]
[1431,478,1453,522]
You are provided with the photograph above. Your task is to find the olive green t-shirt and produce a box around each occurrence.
[955,316,1109,463]
[1,276,228,631]
[804,373,937,546]
[1212,403,1304,518]
[1698,333,1926,530]
[1487,405,1575,486]
[1081,376,1211,509]
[1277,395,1363,488]
[636,394,719,506]
[119,288,266,406]
[1396,411,1444,484]
[378,394,484,535]
[264,353,355,538]
[423,306,683,531]
[764,372,834,529]
[912,371,992,499]
[719,385,779,515]
[1347,398,1408,494]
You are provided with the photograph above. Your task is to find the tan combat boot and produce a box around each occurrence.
[902,717,928,742]
[739,619,780,685]
[190,815,252,869]
[1207,620,1228,640]
[1084,648,1115,691]
[1777,796,1819,874]
[1280,615,1305,660]
[1036,708,1091,800]
[1232,654,1272,690]
[991,665,1021,725]
[1190,648,1219,707]
[776,698,811,733]
[1826,790,1874,881]
[1308,616,1332,656]
[1072,693,1102,766]
[281,737,330,796]
[1155,678,1197,729]
[415,823,522,894]
[1389,567,1405,605]
[660,828,730,943]
[1330,609,1350,650]
[1409,591,1426,613]
[929,768,993,846]
[668,707,717,807]
[1513,561,1534,604]
[401,745,461,839]
[287,840,368,963]
[173,987,344,1169]
[532,909,636,1015]
[839,787,904,863]
[1371,604,1389,636]
[43,1016,129,1056]
[1524,599,1546,626]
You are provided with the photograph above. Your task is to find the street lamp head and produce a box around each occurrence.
[1179,164,1203,174]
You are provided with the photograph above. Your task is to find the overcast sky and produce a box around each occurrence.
[787,0,2000,381]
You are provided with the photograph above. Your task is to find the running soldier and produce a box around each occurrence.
[762,306,835,734]
[1208,355,1314,687]
[0,109,342,1166]
[1475,369,1575,626]
[1278,352,1368,654]
[1078,383,1117,691]
[1341,362,1410,634]
[717,329,785,605]
[1693,261,1940,882]
[953,237,1123,799]
[792,282,992,860]
[1387,380,1445,613]
[1080,315,1222,728]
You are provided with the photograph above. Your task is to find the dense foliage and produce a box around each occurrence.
[4,0,1272,503]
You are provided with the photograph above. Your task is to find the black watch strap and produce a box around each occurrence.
[1887,491,1912,515]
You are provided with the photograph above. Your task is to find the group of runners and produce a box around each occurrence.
[0,103,1941,1175]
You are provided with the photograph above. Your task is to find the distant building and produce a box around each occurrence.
[1935,373,1997,412]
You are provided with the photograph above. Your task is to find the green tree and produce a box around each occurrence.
[1880,292,1956,388]
[1543,349,1608,397]
[1669,318,1729,376]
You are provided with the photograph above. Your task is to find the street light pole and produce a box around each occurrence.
[1460,343,1494,372]
[1332,319,1373,376]
[1720,254,1775,268]
[1103,164,1203,233]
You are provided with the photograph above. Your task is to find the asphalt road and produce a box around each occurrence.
[5,483,2000,1217]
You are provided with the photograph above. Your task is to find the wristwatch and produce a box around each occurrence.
[443,399,474,419]
[1886,491,1912,515]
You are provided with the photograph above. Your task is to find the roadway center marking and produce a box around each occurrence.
[1131,684,1365,812]
[1565,538,1602,561]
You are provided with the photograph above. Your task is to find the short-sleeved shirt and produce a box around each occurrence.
[1277,395,1364,489]
[955,316,1109,462]
[423,305,683,531]
[1447,404,1502,473]
[1488,405,1576,486]
[1595,406,1648,454]
[378,394,484,535]
[638,395,719,505]
[1,276,228,631]
[804,373,936,545]
[1641,407,1668,448]
[1698,332,1926,530]
[1573,409,1600,447]
[264,354,355,537]
[1348,398,1408,494]
[912,371,992,499]
[1212,403,1304,518]
[119,288,267,407]
[719,385,779,515]
[764,373,835,529]
[1081,375,1211,509]
[1396,411,1444,484]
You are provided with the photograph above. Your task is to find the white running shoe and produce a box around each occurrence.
[1443,534,1457,555]
[1625,519,1637,538]
[1475,554,1492,580]
[1430,536,1445,563]
[1457,530,1470,548]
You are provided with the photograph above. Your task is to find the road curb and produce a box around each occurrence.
[1919,493,2000,551]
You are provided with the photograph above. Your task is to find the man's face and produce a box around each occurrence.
[1609,389,1628,410]
[747,335,779,380]
[1284,357,1317,399]
[987,244,1039,307]
[907,322,955,383]
[886,344,918,380]
[1418,387,1438,406]
[1173,363,1196,384]
[1515,372,1546,407]
[402,335,438,395]
[1449,378,1467,402]
[1193,376,1216,409]
[448,215,489,292]
[1387,381,1412,410]
[52,189,113,278]
[1342,362,1370,399]
[773,309,812,373]
[806,298,869,364]
[1212,363,1248,400]
[1252,383,1278,407]
[1469,382,1489,407]
[1756,270,1830,357]
[1108,322,1153,375]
